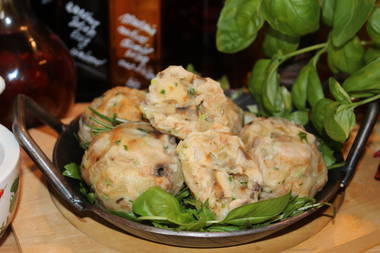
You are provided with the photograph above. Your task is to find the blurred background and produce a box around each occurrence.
[31,0,263,102]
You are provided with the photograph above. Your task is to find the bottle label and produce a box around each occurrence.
[65,1,107,68]
[117,13,156,88]
[109,0,161,89]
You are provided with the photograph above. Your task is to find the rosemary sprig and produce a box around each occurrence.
[88,107,125,126]
[86,107,126,135]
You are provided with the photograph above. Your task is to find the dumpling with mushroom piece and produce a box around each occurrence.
[80,122,184,212]
[240,117,328,200]
[140,66,243,139]
[78,86,146,146]
[176,130,263,220]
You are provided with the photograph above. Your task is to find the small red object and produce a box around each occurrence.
[376,164,380,180]
[373,150,380,158]
[0,189,4,199]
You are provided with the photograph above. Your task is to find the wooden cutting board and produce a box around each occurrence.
[9,105,380,252]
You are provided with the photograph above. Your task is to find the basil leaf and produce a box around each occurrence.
[263,0,320,37]
[281,111,309,126]
[206,225,243,232]
[342,57,380,94]
[307,63,325,108]
[281,196,316,219]
[291,63,310,111]
[63,162,81,180]
[327,36,365,74]
[331,0,375,47]
[222,193,291,226]
[367,7,380,44]
[318,139,337,168]
[321,0,336,26]
[364,46,380,64]
[311,98,334,133]
[324,103,356,143]
[280,86,292,113]
[216,0,264,53]
[248,59,271,96]
[179,201,215,231]
[133,187,195,225]
[328,78,352,104]
[263,27,300,58]
[262,61,283,113]
[109,210,139,222]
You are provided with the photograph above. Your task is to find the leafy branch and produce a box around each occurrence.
[216,0,380,154]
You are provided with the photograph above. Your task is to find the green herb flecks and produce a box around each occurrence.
[188,87,196,96]
[298,131,308,143]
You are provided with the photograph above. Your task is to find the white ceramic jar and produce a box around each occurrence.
[0,124,20,236]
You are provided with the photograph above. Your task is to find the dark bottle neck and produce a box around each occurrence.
[0,0,34,29]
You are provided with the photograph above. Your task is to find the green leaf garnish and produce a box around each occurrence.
[62,162,81,180]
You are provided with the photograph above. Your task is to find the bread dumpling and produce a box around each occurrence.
[140,66,243,139]
[78,86,146,145]
[240,117,327,200]
[176,130,263,219]
[81,122,184,212]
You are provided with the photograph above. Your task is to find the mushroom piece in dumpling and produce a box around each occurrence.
[81,122,184,212]
[140,66,243,139]
[176,130,263,220]
[78,86,146,146]
[240,117,327,200]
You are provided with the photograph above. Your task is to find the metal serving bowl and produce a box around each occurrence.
[12,94,379,248]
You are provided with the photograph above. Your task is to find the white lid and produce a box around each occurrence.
[0,125,20,181]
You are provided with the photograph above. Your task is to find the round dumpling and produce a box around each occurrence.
[240,117,327,200]
[176,130,263,219]
[78,86,146,145]
[140,66,243,139]
[81,122,184,212]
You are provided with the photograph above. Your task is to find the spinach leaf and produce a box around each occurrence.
[342,57,380,94]
[327,36,364,74]
[263,27,300,58]
[328,78,352,104]
[321,0,336,26]
[367,7,380,44]
[263,0,320,37]
[331,0,375,47]
[132,186,195,225]
[221,193,290,226]
[216,0,264,53]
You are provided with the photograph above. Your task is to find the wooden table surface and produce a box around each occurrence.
[1,103,380,253]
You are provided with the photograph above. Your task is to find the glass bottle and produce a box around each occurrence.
[108,0,161,89]
[54,0,109,102]
[0,0,76,128]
